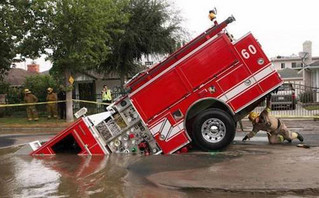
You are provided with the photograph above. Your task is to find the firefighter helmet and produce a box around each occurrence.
[208,8,217,21]
[248,112,259,121]
[47,87,53,93]
[24,89,31,94]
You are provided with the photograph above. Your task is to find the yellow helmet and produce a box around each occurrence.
[208,11,216,21]
[24,89,31,94]
[208,9,217,21]
[248,112,259,121]
[47,87,53,93]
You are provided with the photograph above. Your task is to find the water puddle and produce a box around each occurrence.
[0,146,237,198]
[0,146,285,198]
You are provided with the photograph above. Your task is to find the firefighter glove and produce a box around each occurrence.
[242,135,249,141]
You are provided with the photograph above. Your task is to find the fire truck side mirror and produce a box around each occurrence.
[74,107,88,118]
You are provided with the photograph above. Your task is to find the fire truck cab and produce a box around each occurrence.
[29,16,282,156]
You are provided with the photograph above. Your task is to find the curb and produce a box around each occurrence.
[0,128,63,134]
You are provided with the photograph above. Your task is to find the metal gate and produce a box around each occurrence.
[255,82,319,118]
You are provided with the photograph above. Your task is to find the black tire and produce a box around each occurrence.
[192,108,236,151]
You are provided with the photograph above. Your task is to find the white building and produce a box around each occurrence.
[271,41,319,102]
[271,55,319,71]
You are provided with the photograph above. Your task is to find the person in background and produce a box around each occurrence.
[243,95,304,144]
[46,87,58,119]
[101,85,112,110]
[57,85,66,119]
[24,89,39,121]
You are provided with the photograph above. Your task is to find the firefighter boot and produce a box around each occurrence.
[296,132,304,142]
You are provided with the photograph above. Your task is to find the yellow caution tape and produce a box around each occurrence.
[0,99,111,108]
[0,100,66,107]
[72,99,111,105]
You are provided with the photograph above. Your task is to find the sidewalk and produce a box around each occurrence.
[1,118,317,134]
[238,119,319,133]
[0,119,73,134]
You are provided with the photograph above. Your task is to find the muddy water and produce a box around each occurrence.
[0,146,230,198]
[0,146,288,198]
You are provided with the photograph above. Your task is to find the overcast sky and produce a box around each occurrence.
[19,0,319,72]
[172,0,319,58]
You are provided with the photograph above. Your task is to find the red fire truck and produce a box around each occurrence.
[27,16,282,156]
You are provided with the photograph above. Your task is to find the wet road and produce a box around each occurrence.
[0,147,243,198]
[0,122,318,198]
[1,144,318,198]
[0,134,54,148]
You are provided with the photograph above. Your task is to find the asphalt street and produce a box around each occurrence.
[0,119,318,197]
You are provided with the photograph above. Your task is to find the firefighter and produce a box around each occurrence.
[208,8,218,26]
[243,95,304,144]
[24,89,39,121]
[101,85,112,110]
[46,87,58,119]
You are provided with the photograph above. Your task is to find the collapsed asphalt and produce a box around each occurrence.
[0,119,318,196]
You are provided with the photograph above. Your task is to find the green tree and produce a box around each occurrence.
[24,75,58,102]
[0,1,32,80]
[20,0,128,122]
[0,81,9,94]
[98,0,183,84]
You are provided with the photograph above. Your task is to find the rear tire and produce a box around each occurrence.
[192,108,236,151]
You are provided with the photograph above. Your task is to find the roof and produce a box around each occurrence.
[309,60,319,66]
[3,68,39,86]
[277,68,302,79]
[41,70,50,75]
[271,56,319,62]
[74,68,141,81]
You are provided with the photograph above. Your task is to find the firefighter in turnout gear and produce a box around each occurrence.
[24,89,39,121]
[243,95,304,144]
[46,87,58,119]
[208,8,218,26]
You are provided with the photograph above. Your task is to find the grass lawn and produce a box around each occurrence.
[0,117,72,128]
[303,105,319,111]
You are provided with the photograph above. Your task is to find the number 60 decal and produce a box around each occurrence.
[241,45,257,59]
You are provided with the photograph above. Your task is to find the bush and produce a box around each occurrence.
[0,81,9,94]
[6,87,23,104]
[23,75,58,102]
[299,91,316,103]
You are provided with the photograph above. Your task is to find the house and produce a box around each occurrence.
[307,60,319,87]
[73,57,160,103]
[3,68,39,87]
[277,68,303,85]
[271,55,319,71]
[73,71,123,102]
[305,60,319,101]
[271,41,319,102]
[277,68,303,97]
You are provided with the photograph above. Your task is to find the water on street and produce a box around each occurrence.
[1,125,318,198]
[0,146,237,198]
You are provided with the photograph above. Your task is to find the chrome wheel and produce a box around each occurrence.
[201,118,226,143]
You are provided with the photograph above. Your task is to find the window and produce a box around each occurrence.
[291,62,297,68]
[281,63,285,69]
